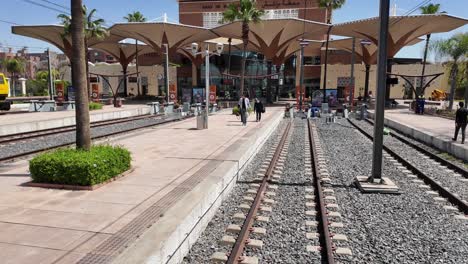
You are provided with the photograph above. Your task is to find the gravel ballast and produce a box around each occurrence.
[317,117,468,264]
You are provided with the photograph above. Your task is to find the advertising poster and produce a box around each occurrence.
[67,86,75,101]
[91,83,100,102]
[344,85,355,106]
[182,88,192,103]
[193,88,205,103]
[209,85,217,104]
[326,89,338,107]
[169,83,177,103]
[55,82,64,103]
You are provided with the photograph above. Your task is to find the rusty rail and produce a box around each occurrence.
[226,121,292,264]
[308,120,335,264]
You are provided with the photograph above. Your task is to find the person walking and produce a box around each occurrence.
[238,94,250,126]
[453,101,468,144]
[254,98,264,122]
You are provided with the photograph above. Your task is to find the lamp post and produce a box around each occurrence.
[191,42,224,129]
[299,39,309,113]
[360,39,372,102]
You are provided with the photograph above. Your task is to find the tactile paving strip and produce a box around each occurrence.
[77,160,223,264]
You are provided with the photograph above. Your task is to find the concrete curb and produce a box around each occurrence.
[368,112,468,162]
[113,112,284,264]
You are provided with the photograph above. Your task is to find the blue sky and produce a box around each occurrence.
[0,0,467,60]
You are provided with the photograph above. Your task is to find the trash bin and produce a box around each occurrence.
[197,111,208,129]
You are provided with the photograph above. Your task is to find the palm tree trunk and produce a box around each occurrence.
[448,62,458,110]
[240,21,249,98]
[71,0,91,150]
[418,34,431,97]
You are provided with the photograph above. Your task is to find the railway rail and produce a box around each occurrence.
[0,113,191,163]
[209,119,341,264]
[348,118,468,215]
[0,113,155,145]
[364,118,468,179]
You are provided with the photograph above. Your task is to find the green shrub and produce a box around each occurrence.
[29,145,131,186]
[89,102,103,110]
[232,106,253,116]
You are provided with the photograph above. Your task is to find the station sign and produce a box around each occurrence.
[91,83,100,102]
[209,85,217,104]
[169,83,177,103]
[55,82,64,103]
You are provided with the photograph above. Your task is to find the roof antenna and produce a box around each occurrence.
[163,13,168,23]
[391,2,398,16]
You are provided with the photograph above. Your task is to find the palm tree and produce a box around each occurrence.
[124,11,147,97]
[430,33,468,110]
[4,58,26,96]
[418,3,442,97]
[58,5,108,96]
[222,0,264,98]
[319,0,346,24]
[71,0,91,150]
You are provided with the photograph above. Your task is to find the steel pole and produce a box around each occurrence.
[350,37,356,110]
[205,49,210,128]
[299,44,305,112]
[164,44,170,103]
[47,48,54,100]
[322,27,332,104]
[370,0,390,182]
[364,64,370,102]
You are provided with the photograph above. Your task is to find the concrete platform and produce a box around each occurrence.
[0,105,151,136]
[368,109,468,162]
[0,107,283,264]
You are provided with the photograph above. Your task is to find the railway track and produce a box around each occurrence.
[0,113,191,163]
[348,118,468,215]
[207,119,349,264]
[0,114,155,144]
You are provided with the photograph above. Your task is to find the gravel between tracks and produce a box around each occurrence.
[353,119,468,202]
[316,117,468,264]
[0,115,183,160]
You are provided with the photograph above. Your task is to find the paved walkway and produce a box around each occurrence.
[370,108,468,161]
[0,108,283,264]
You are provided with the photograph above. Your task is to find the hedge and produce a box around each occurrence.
[29,145,131,186]
[89,102,103,110]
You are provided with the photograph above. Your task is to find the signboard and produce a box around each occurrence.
[55,82,64,103]
[295,85,305,110]
[193,88,205,103]
[209,85,216,104]
[67,86,75,101]
[169,83,177,103]
[91,83,100,102]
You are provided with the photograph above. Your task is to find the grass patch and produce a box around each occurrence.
[439,152,468,168]
[89,102,103,111]
[29,145,131,186]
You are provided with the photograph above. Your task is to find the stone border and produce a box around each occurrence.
[23,167,135,191]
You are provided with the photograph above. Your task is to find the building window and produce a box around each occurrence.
[264,9,299,19]
[304,56,321,65]
[203,12,223,28]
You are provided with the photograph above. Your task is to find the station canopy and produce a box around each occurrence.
[12,24,124,59]
[110,22,217,53]
[331,14,468,58]
[90,41,154,69]
[327,37,423,65]
[211,18,331,63]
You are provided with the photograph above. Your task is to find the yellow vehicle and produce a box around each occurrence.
[431,89,447,101]
[0,73,11,110]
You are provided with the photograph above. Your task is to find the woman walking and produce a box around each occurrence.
[254,98,264,122]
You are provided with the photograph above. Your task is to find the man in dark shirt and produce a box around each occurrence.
[453,102,468,144]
